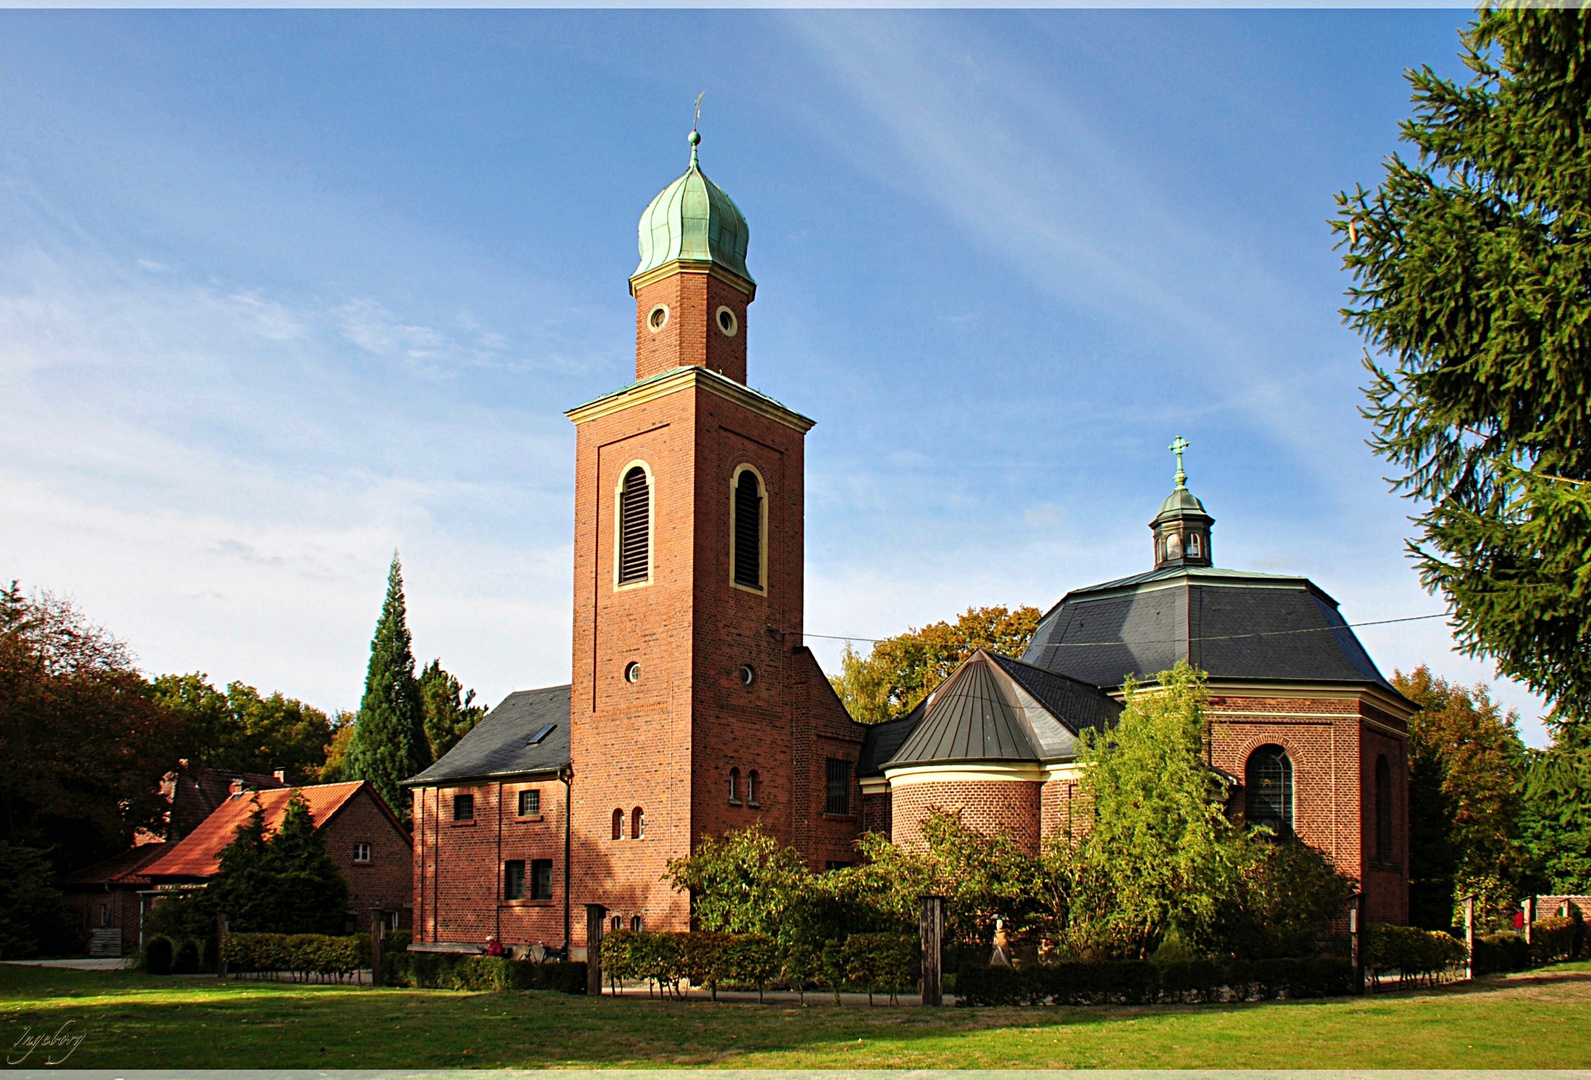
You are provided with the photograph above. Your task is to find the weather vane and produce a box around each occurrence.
[689,92,705,165]
[1169,435,1190,489]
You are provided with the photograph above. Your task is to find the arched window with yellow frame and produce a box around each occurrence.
[615,462,653,588]
[730,464,767,593]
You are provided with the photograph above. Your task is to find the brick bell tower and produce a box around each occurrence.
[565,130,835,939]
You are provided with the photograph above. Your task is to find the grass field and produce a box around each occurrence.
[3,961,1588,1069]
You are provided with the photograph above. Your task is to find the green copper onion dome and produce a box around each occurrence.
[633,130,753,285]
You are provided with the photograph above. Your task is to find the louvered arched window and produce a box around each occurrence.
[1375,755,1393,864]
[1245,744,1293,839]
[632,807,645,839]
[616,465,652,586]
[611,807,624,841]
[731,466,765,591]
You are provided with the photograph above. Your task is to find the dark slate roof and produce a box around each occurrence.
[872,650,1121,771]
[857,701,925,778]
[1020,567,1396,693]
[986,653,1121,735]
[403,685,571,786]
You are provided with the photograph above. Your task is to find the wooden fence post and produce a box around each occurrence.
[585,904,607,998]
[1463,894,1476,980]
[1349,893,1365,995]
[1524,895,1535,945]
[216,913,228,983]
[920,895,944,1007]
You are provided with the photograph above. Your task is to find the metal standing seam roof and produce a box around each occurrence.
[879,650,1121,771]
[1021,567,1397,693]
[141,781,374,880]
[403,686,572,787]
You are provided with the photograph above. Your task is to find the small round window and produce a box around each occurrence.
[648,305,669,332]
[740,664,756,688]
[624,662,641,684]
[716,306,738,337]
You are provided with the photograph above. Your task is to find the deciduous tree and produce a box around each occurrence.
[1393,666,1527,928]
[0,583,185,871]
[1055,662,1250,959]
[151,674,334,782]
[1337,9,1591,722]
[829,605,1042,724]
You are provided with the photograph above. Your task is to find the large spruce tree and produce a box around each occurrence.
[1336,10,1591,722]
[345,555,428,821]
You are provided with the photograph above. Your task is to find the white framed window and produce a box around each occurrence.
[353,842,372,864]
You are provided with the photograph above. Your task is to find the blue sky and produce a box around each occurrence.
[0,9,1551,745]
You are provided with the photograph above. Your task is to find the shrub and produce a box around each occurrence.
[843,933,916,1005]
[173,938,202,974]
[1365,923,1467,988]
[683,931,734,1000]
[1529,914,1583,965]
[954,956,1356,1006]
[221,932,370,980]
[1473,932,1530,974]
[381,952,585,993]
[143,935,174,975]
[727,934,779,1001]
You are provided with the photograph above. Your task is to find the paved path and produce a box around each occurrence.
[1,956,136,970]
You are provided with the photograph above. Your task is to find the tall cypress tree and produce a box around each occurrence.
[346,554,428,823]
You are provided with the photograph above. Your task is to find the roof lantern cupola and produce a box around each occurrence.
[1150,435,1215,570]
[628,114,756,385]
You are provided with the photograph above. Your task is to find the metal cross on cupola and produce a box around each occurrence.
[1169,435,1190,488]
[1150,434,1214,571]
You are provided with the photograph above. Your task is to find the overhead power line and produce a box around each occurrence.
[802,611,1448,648]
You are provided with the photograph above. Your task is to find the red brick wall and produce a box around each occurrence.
[634,272,750,384]
[412,778,568,947]
[1207,693,1409,923]
[63,884,145,955]
[323,787,413,931]
[567,264,853,944]
[890,780,1042,856]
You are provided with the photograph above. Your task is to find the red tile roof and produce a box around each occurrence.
[61,843,171,887]
[141,781,368,881]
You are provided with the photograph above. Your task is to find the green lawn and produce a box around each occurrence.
[3,962,1588,1069]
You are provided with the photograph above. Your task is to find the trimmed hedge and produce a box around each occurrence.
[954,957,1357,1006]
[221,932,371,981]
[1529,915,1585,966]
[600,929,914,1002]
[1473,932,1531,975]
[381,951,587,994]
[1364,924,1467,988]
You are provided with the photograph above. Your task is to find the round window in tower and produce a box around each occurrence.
[624,661,641,684]
[740,664,756,688]
[716,306,738,337]
[648,305,669,332]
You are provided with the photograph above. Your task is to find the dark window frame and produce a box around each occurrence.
[518,789,541,817]
[504,860,527,901]
[530,859,554,901]
[825,758,853,817]
[453,793,475,823]
[1244,745,1293,840]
